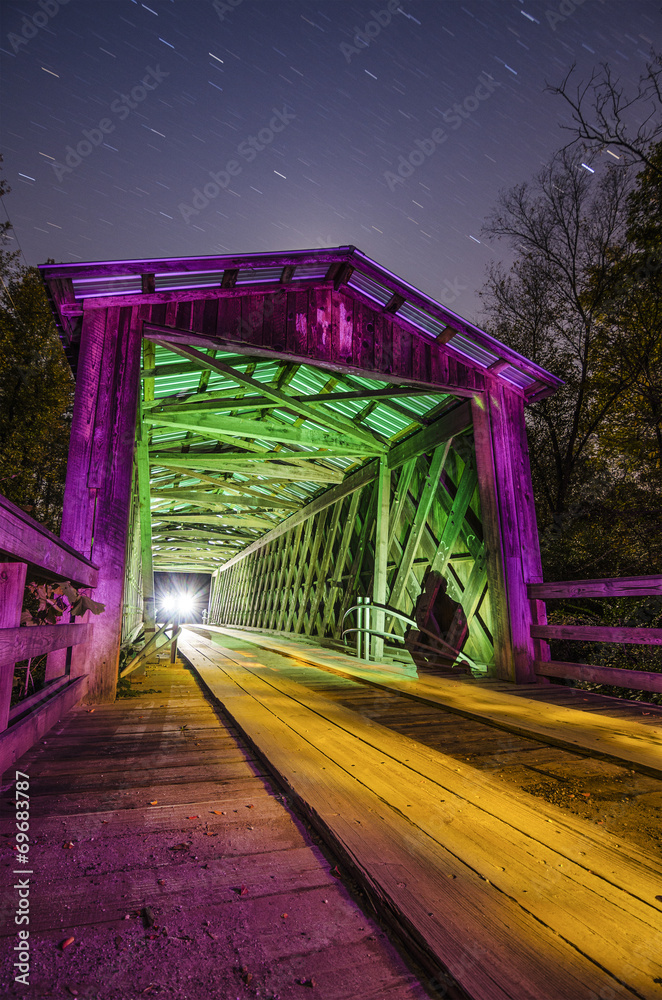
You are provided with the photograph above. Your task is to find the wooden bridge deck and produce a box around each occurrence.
[0,658,433,1000]
[177,627,662,1000]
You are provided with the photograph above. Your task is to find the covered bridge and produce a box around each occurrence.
[41,245,562,700]
[0,247,660,1000]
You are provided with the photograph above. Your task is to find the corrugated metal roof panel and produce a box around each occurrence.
[347,271,393,306]
[397,301,448,338]
[499,365,537,389]
[446,333,499,368]
[154,270,225,290]
[235,267,283,284]
[72,275,142,298]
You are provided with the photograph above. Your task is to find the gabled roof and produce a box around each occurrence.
[40,246,562,402]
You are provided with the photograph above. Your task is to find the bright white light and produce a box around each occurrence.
[178,596,194,615]
[161,595,175,611]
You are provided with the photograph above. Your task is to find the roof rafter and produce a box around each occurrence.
[144,412,386,455]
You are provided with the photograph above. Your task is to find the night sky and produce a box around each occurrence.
[2,0,660,322]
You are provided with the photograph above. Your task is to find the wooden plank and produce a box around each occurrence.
[87,305,121,489]
[460,547,488,626]
[534,660,662,692]
[0,623,93,666]
[0,562,27,731]
[471,391,513,682]
[320,491,362,638]
[387,458,416,554]
[309,285,332,362]
[528,576,662,599]
[149,454,342,482]
[8,673,73,723]
[307,501,343,636]
[0,495,98,588]
[335,482,379,640]
[504,388,550,669]
[145,411,384,454]
[532,624,662,645]
[372,458,390,658]
[62,305,144,701]
[267,533,290,631]
[295,509,329,633]
[486,382,538,683]
[430,460,478,577]
[135,397,155,631]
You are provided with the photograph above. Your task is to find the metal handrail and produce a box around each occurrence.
[341,599,478,670]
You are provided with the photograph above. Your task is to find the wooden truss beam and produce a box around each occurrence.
[144,412,386,455]
[148,341,383,447]
[149,454,343,483]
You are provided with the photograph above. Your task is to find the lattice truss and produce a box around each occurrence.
[129,336,493,665]
[212,439,493,666]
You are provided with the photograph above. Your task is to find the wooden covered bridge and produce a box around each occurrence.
[1,247,661,999]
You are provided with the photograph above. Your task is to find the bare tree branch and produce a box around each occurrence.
[546,53,662,177]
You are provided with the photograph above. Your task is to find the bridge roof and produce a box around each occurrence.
[40,245,561,401]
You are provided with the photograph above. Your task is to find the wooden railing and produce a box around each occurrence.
[527,576,662,693]
[0,494,99,772]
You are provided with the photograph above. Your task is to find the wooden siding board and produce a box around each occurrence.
[333,292,354,365]
[60,304,143,702]
[309,286,332,363]
[0,563,27,731]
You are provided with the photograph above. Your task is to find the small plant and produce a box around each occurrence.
[21,580,105,626]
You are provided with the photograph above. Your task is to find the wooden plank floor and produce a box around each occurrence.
[178,628,662,1000]
[0,658,438,1000]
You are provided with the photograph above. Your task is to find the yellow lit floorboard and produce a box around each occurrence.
[211,626,662,779]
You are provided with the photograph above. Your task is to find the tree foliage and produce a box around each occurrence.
[481,64,662,697]
[481,57,662,583]
[0,174,74,532]
[482,150,632,523]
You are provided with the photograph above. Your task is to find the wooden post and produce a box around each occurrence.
[136,397,155,633]
[372,457,390,660]
[59,306,143,702]
[471,381,545,683]
[0,562,27,731]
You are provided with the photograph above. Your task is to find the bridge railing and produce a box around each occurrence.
[527,576,662,693]
[0,494,98,773]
